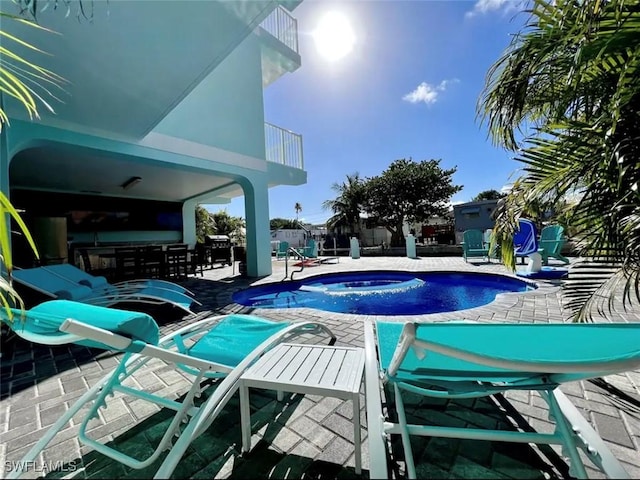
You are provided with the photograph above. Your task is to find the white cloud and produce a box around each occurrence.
[447,199,466,210]
[402,79,459,106]
[465,0,523,18]
[500,184,513,194]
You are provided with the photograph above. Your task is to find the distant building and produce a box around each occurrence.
[270,229,307,248]
[405,213,455,245]
[453,200,500,244]
[360,226,392,247]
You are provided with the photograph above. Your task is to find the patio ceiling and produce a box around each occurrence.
[10,145,240,203]
[2,0,279,138]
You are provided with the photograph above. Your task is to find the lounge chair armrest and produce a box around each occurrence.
[363,321,389,479]
[388,323,419,377]
[61,319,230,372]
[61,319,133,350]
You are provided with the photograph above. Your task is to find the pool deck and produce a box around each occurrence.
[2,256,640,478]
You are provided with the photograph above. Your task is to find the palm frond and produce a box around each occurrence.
[560,258,637,322]
[0,12,65,130]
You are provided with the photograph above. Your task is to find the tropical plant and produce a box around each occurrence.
[0,192,39,321]
[0,11,65,131]
[0,4,59,323]
[478,0,640,321]
[211,210,245,245]
[195,205,215,243]
[363,159,462,247]
[322,172,366,235]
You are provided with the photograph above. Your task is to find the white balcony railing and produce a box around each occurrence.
[265,122,304,170]
[259,5,299,53]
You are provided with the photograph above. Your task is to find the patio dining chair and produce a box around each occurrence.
[364,320,638,479]
[165,243,189,279]
[13,266,199,314]
[138,244,165,278]
[2,300,336,479]
[77,248,113,280]
[114,247,140,281]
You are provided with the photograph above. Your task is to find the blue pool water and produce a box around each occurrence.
[232,271,534,315]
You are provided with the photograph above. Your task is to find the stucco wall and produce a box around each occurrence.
[153,36,266,160]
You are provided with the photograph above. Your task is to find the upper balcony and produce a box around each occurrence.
[256,6,302,87]
[265,122,304,170]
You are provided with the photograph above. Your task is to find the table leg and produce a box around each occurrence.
[240,383,251,454]
[353,391,361,474]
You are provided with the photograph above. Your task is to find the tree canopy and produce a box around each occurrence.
[472,189,506,202]
[195,207,245,244]
[270,218,299,230]
[211,210,245,244]
[363,159,462,246]
[195,205,215,243]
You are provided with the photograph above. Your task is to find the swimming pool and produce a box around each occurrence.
[232,271,534,315]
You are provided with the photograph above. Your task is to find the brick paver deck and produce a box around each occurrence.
[2,256,640,478]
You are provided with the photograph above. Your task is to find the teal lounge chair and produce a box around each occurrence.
[461,229,490,262]
[539,224,570,265]
[13,267,200,314]
[45,263,194,296]
[302,238,318,258]
[2,300,335,479]
[275,241,289,260]
[364,320,638,479]
[292,239,319,260]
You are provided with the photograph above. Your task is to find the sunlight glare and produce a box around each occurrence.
[313,11,355,61]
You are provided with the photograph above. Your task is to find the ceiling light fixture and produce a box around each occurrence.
[121,176,142,191]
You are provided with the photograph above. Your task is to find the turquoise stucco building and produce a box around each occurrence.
[0,0,306,277]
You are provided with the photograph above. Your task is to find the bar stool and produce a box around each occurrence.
[139,245,164,279]
[164,244,189,279]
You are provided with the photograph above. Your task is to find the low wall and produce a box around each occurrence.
[317,241,578,258]
[318,245,464,257]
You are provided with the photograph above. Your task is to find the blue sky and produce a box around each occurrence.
[207,0,529,224]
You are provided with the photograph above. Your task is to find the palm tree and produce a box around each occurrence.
[294,202,302,223]
[478,0,640,320]
[322,173,365,236]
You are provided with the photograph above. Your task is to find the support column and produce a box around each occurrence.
[241,176,272,277]
[182,199,198,247]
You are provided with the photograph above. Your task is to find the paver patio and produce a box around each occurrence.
[2,256,640,478]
